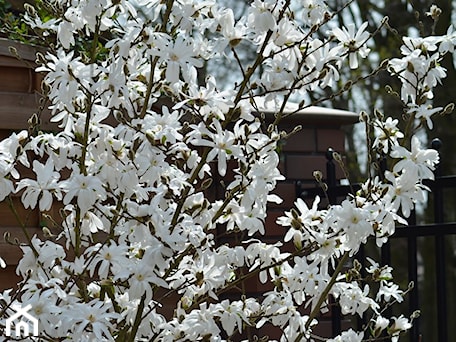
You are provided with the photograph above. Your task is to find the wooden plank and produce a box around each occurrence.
[0,55,34,68]
[0,66,32,92]
[0,226,43,264]
[0,38,46,63]
[0,265,21,290]
[0,198,39,227]
[0,92,120,130]
[0,92,54,130]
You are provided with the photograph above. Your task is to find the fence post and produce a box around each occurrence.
[326,148,337,205]
[431,138,448,342]
[378,154,391,266]
[407,159,419,342]
[326,148,342,336]
[407,220,419,342]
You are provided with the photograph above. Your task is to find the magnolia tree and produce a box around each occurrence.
[0,0,454,341]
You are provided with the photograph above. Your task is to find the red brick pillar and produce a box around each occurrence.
[247,106,358,340]
[267,106,358,238]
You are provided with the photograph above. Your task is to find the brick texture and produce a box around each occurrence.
[0,265,20,289]
[281,127,316,152]
[285,154,327,180]
[269,182,297,209]
[264,210,287,237]
[317,128,345,152]
[0,196,39,228]
[0,66,32,93]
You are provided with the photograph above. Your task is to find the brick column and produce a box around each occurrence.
[254,105,359,340]
[266,106,359,239]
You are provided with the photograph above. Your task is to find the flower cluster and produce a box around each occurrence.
[388,32,455,128]
[0,1,454,341]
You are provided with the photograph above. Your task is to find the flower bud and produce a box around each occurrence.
[293,231,302,250]
[443,103,454,115]
[359,111,369,122]
[181,296,192,310]
[313,170,323,182]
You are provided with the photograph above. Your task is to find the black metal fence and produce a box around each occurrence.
[296,139,456,342]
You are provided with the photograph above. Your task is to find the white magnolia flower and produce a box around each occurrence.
[141,106,183,145]
[62,172,106,214]
[4,0,456,340]
[0,163,16,201]
[437,25,456,54]
[366,257,393,281]
[373,117,404,154]
[389,315,413,341]
[391,135,439,180]
[373,315,390,335]
[407,103,442,129]
[377,281,404,303]
[328,329,364,342]
[332,22,371,68]
[71,300,121,340]
[86,242,127,279]
[216,8,247,45]
[20,288,62,335]
[156,35,203,83]
[278,196,322,231]
[211,300,245,336]
[425,4,442,20]
[301,0,329,26]
[16,159,61,211]
[334,199,373,251]
[248,0,277,33]
[333,282,379,316]
[384,170,423,218]
[191,119,241,176]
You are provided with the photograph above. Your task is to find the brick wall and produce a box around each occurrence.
[210,107,358,339]
[254,108,357,340]
[267,108,358,239]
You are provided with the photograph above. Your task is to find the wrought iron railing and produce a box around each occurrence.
[295,139,456,342]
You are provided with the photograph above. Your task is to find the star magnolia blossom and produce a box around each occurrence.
[0,1,455,341]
